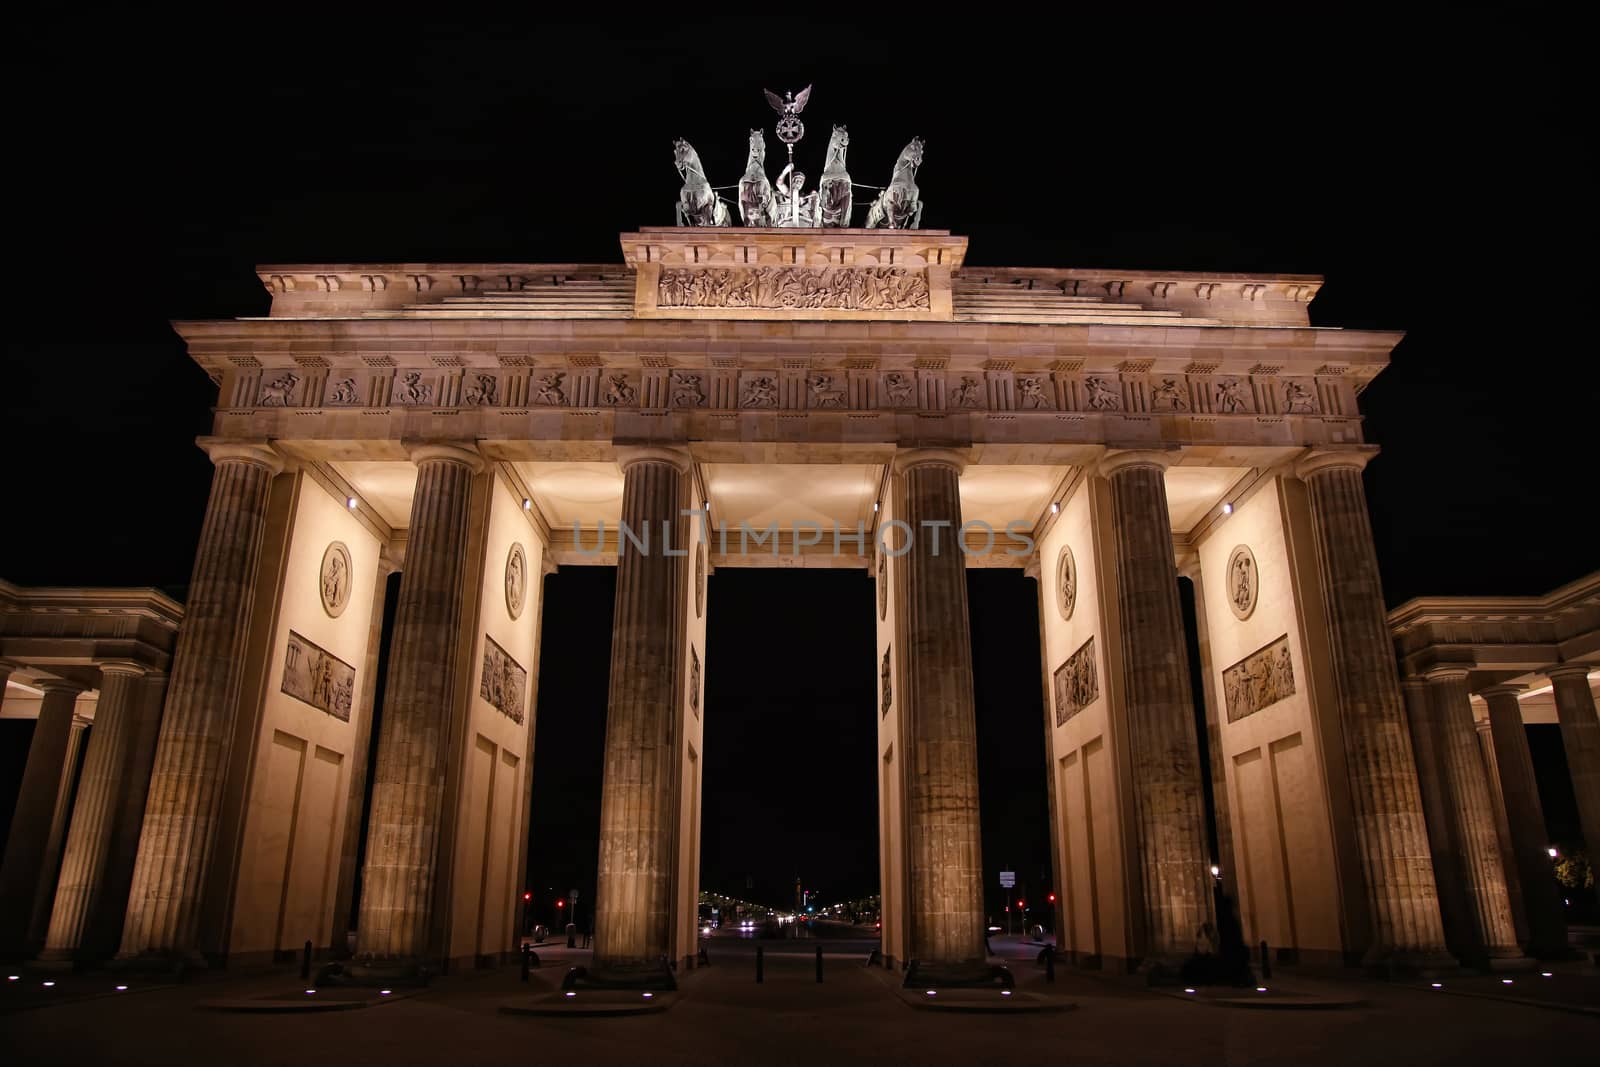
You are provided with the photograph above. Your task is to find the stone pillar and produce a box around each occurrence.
[355,444,483,965]
[1423,668,1523,964]
[1400,677,1472,960]
[1296,450,1449,968]
[1548,665,1600,887]
[28,714,89,950]
[329,556,398,954]
[593,446,691,971]
[39,662,148,962]
[894,448,986,970]
[0,679,86,955]
[117,442,282,962]
[1100,450,1212,967]
[1481,685,1568,957]
[1474,716,1528,947]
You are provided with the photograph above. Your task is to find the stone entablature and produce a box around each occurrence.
[0,580,183,689]
[252,229,1320,329]
[1389,571,1600,681]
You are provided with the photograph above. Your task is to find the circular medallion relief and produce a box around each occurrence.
[695,544,706,619]
[1227,544,1258,620]
[1056,545,1077,620]
[319,541,352,618]
[878,551,888,620]
[505,542,528,620]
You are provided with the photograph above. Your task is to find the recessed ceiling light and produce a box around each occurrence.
[1222,502,1234,515]
[522,498,532,511]
[346,497,358,509]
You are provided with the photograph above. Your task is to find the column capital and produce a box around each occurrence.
[1098,448,1177,478]
[33,678,86,697]
[0,658,23,676]
[892,447,968,476]
[198,438,284,476]
[614,445,692,473]
[1477,683,1526,700]
[97,660,149,681]
[1293,446,1380,480]
[406,441,484,473]
[1545,663,1596,683]
[1423,664,1473,683]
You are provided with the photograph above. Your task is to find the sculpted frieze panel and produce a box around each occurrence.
[657,266,930,311]
[807,373,846,408]
[327,376,362,406]
[464,372,499,406]
[1016,374,1053,410]
[282,630,355,721]
[671,372,705,407]
[949,375,984,409]
[1150,376,1189,412]
[259,371,301,407]
[1213,376,1251,414]
[393,371,435,406]
[1053,636,1098,725]
[1281,377,1319,413]
[1222,634,1295,723]
[741,374,778,408]
[534,372,567,406]
[1082,376,1121,411]
[479,634,527,724]
[602,372,637,406]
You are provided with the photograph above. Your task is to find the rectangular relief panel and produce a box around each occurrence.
[479,635,528,724]
[281,631,356,721]
[1222,634,1295,723]
[1054,636,1099,725]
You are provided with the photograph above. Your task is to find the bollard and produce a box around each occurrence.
[1259,940,1272,981]
[301,939,312,980]
[816,944,823,983]
[1045,944,1056,983]
[521,943,531,982]
[756,945,764,983]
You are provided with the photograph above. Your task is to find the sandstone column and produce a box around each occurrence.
[1547,665,1600,884]
[1474,715,1528,947]
[28,714,89,950]
[1101,450,1212,967]
[1424,668,1523,964]
[593,446,691,971]
[1481,684,1568,958]
[894,448,985,970]
[1296,450,1449,967]
[0,679,85,955]
[355,444,482,965]
[1400,677,1472,958]
[39,661,148,963]
[117,442,281,962]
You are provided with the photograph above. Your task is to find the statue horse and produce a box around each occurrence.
[674,138,730,227]
[738,129,775,227]
[865,137,924,229]
[816,125,852,227]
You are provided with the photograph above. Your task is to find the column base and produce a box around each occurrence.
[337,958,435,987]
[1360,946,1459,980]
[108,951,211,978]
[902,959,1013,990]
[564,958,677,991]
[1484,954,1536,973]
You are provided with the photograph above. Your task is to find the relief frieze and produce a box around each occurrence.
[657,266,930,311]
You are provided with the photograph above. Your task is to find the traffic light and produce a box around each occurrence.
[1017,900,1025,909]
[1047,892,1056,904]
[556,899,564,909]
[522,891,532,902]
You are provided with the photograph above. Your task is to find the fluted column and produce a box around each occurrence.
[593,446,691,969]
[40,661,148,962]
[117,442,281,961]
[1101,450,1212,966]
[1296,450,1449,967]
[1474,715,1528,947]
[28,714,88,951]
[355,444,482,964]
[894,448,985,969]
[1400,678,1472,959]
[0,679,85,955]
[1548,665,1600,887]
[1424,668,1522,963]
[1481,685,1568,957]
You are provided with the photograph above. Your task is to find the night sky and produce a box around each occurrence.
[3,16,1592,918]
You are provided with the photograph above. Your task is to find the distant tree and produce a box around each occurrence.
[1554,848,1594,892]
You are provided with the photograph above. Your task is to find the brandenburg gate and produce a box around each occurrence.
[8,206,1592,983]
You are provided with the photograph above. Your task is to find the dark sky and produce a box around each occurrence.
[3,16,1592,915]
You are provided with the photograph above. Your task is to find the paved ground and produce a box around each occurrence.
[3,939,1595,1066]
